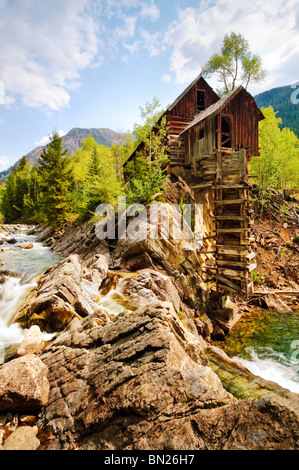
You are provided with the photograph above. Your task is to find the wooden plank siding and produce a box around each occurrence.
[220,90,260,157]
[181,86,264,165]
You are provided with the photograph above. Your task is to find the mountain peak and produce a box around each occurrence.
[27,127,125,166]
[0,127,126,182]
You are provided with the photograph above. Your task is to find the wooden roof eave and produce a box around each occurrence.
[180,86,265,136]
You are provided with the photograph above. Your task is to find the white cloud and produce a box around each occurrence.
[0,0,164,113]
[164,0,299,93]
[139,28,164,57]
[140,1,160,22]
[161,74,171,83]
[34,130,66,148]
[124,40,141,55]
[0,0,100,112]
[0,156,11,171]
[0,80,4,104]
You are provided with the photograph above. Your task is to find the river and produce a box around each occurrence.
[1,225,299,395]
[0,225,61,352]
[215,308,299,394]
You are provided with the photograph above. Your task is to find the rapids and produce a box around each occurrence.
[0,225,61,352]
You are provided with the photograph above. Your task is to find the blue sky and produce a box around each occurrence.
[0,0,299,171]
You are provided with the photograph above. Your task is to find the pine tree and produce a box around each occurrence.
[38,131,72,227]
[0,157,32,222]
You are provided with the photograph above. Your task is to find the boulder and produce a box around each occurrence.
[117,268,181,312]
[112,202,207,310]
[35,226,55,243]
[0,355,49,412]
[16,254,109,333]
[2,426,40,450]
[6,237,17,244]
[16,243,34,250]
[16,325,45,357]
[82,254,110,286]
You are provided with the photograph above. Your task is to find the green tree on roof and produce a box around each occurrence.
[202,32,267,95]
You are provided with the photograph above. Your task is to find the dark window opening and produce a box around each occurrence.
[199,128,205,140]
[197,90,205,112]
[221,116,232,148]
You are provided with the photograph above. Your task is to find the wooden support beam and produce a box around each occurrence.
[252,290,299,296]
[208,271,242,292]
[216,260,248,268]
[217,244,249,251]
[215,199,247,205]
[212,184,252,189]
[214,215,249,221]
[190,183,213,190]
[216,228,250,233]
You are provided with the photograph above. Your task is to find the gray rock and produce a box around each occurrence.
[6,237,17,244]
[0,355,49,412]
[39,302,299,450]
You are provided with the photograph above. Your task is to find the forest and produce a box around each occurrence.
[0,99,168,227]
[0,102,298,228]
[255,85,299,138]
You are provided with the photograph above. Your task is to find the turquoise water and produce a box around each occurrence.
[0,226,62,348]
[216,309,299,393]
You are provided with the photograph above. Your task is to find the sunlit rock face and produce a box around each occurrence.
[40,303,299,450]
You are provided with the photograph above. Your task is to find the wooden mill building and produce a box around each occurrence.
[127,74,265,298]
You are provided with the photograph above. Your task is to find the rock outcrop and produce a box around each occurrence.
[39,302,299,450]
[16,253,109,333]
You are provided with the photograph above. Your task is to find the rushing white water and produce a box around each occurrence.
[233,347,299,394]
[97,289,131,317]
[238,355,299,394]
[0,226,61,350]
